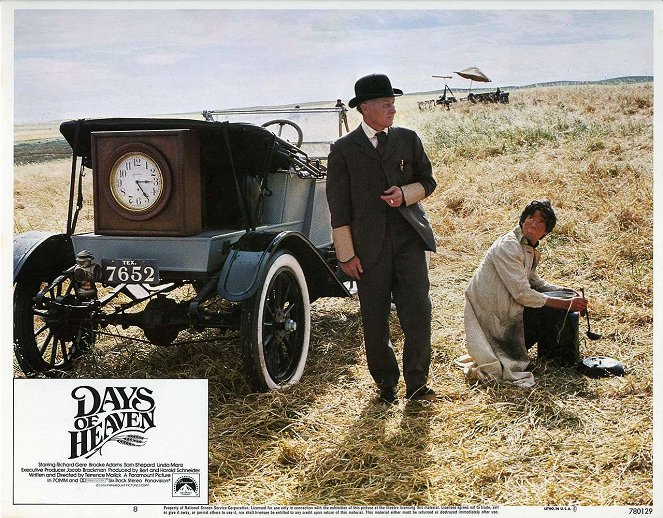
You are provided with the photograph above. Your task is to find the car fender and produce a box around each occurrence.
[217,231,350,303]
[13,231,75,284]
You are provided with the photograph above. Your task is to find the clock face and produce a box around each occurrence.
[109,152,164,212]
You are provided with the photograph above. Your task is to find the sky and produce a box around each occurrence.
[6,1,656,124]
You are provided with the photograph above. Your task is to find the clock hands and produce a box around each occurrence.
[135,180,150,201]
[112,154,162,212]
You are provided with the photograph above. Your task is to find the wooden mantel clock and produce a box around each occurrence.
[91,129,203,236]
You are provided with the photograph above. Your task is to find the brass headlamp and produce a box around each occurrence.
[73,250,101,299]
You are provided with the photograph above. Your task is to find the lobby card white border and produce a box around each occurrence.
[2,1,660,518]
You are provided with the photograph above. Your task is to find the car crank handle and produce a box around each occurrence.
[580,288,602,340]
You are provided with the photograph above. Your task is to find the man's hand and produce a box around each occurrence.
[545,295,588,313]
[569,296,588,313]
[340,255,363,281]
[380,186,404,207]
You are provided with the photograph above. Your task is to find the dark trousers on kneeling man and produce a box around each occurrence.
[524,303,580,366]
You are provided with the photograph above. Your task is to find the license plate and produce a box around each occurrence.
[101,259,160,285]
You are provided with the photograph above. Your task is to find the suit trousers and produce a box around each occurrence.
[357,209,432,391]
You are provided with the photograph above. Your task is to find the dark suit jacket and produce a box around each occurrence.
[326,125,437,268]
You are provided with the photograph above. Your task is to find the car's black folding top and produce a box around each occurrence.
[60,117,278,157]
[59,117,295,176]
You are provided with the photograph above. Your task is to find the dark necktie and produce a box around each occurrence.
[376,131,387,154]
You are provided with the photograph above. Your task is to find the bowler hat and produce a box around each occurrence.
[348,74,403,108]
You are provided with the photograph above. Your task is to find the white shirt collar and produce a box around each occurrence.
[361,121,389,140]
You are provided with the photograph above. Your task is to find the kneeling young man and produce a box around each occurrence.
[461,200,588,387]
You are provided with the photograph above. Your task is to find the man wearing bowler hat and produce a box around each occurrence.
[326,73,437,403]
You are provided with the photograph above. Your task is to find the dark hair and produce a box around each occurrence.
[519,199,557,232]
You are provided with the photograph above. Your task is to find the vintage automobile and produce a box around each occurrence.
[13,107,351,391]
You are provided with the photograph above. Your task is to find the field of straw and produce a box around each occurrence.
[13,83,653,507]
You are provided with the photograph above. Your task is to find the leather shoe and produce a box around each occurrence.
[378,387,398,404]
[406,386,436,401]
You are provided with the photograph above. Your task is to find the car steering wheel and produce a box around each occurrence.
[261,119,304,147]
